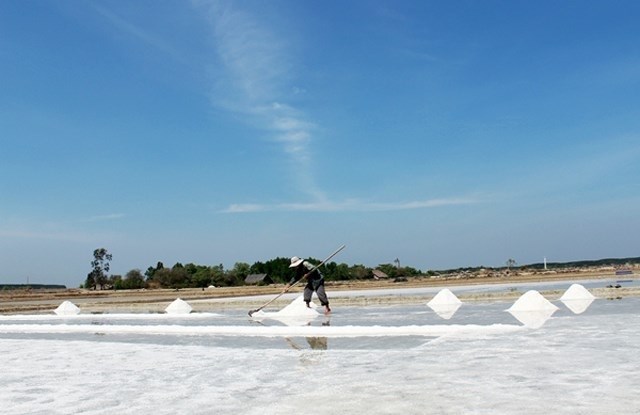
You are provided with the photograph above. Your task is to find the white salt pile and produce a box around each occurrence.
[508,290,558,312]
[250,296,319,326]
[54,300,80,316]
[165,298,192,314]
[428,288,462,306]
[427,289,462,320]
[560,284,595,301]
[560,284,595,314]
[275,296,319,317]
[507,290,558,329]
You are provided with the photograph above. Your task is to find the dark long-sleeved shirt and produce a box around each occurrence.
[289,260,324,287]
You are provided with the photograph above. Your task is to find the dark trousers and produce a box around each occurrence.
[304,283,329,306]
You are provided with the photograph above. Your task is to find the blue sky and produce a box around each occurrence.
[2,1,639,287]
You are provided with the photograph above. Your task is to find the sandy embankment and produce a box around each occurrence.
[0,271,637,314]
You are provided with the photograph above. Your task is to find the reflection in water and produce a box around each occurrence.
[429,303,461,320]
[561,298,595,314]
[507,309,556,329]
[285,320,330,350]
[286,321,329,366]
[305,336,328,350]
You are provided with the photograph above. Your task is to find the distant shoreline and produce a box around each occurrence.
[1,271,637,314]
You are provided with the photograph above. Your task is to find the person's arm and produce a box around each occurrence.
[286,265,305,287]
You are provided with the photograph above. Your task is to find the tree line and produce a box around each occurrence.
[83,248,422,290]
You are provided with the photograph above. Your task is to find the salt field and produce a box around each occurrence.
[1,284,639,414]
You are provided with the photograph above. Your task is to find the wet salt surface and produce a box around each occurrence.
[1,294,638,414]
[199,277,639,304]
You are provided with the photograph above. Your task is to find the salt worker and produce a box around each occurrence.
[287,256,331,314]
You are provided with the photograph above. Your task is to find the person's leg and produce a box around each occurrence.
[315,284,330,312]
[303,285,313,307]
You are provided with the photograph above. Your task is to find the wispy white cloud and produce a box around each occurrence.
[196,1,321,198]
[197,2,474,213]
[222,197,479,213]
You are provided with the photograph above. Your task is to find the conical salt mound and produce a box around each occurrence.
[165,298,192,314]
[54,300,80,316]
[427,289,462,319]
[560,284,595,301]
[560,284,595,314]
[507,290,558,312]
[507,290,558,328]
[427,289,462,307]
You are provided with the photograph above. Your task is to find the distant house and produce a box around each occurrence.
[372,269,389,280]
[244,273,273,285]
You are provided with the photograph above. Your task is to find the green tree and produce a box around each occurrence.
[145,261,164,279]
[123,269,145,289]
[251,257,290,284]
[323,262,352,280]
[169,265,189,288]
[109,274,122,289]
[192,266,214,288]
[184,263,198,276]
[209,264,226,286]
[227,262,250,286]
[403,266,421,277]
[85,248,112,290]
[348,264,371,280]
[152,268,173,288]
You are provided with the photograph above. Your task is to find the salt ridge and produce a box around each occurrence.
[0,313,221,321]
[0,323,523,337]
